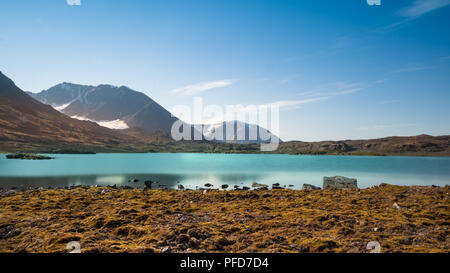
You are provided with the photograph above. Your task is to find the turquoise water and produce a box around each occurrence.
[0,153,449,189]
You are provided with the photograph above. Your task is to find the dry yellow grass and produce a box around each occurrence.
[0,184,448,253]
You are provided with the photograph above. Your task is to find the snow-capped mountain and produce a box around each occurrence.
[28,83,179,133]
[28,83,282,144]
[201,120,282,144]
[0,71,146,147]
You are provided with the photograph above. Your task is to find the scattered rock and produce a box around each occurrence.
[252,182,269,188]
[323,176,358,189]
[221,184,229,189]
[242,186,250,190]
[0,224,20,239]
[272,183,283,189]
[392,202,401,210]
[178,184,185,190]
[144,181,153,189]
[215,237,235,247]
[204,183,213,188]
[128,178,139,183]
[302,184,321,190]
[161,246,171,253]
[189,237,200,249]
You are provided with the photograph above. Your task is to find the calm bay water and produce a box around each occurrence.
[0,153,449,189]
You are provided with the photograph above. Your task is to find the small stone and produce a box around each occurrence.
[393,203,401,210]
[272,183,283,189]
[252,182,269,188]
[161,246,171,253]
[302,184,321,190]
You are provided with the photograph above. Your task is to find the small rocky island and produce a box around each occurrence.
[5,153,53,160]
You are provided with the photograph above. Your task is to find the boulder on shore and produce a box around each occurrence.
[272,183,283,190]
[323,176,358,189]
[302,184,321,190]
[144,181,153,189]
[252,182,269,188]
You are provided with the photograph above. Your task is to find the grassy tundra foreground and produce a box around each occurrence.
[0,184,448,253]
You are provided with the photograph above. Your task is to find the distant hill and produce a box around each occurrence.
[276,135,450,156]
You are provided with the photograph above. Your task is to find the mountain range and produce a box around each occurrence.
[1,71,449,155]
[28,82,280,143]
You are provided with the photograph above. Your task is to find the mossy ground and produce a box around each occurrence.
[0,184,448,253]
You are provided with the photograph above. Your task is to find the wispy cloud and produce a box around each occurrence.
[381,0,450,32]
[67,0,81,6]
[375,0,450,32]
[258,97,329,110]
[397,0,450,18]
[233,97,328,114]
[392,64,435,73]
[283,35,359,64]
[171,79,235,96]
[298,82,363,97]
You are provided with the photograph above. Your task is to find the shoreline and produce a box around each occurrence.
[2,150,450,157]
[0,184,448,253]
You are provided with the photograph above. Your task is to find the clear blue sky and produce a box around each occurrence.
[1,0,449,141]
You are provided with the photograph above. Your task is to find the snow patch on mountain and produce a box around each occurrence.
[71,115,129,130]
[98,119,129,130]
[54,103,71,111]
